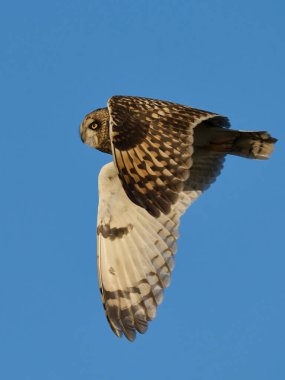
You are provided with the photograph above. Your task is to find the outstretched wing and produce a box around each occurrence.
[97,162,200,341]
[107,95,229,217]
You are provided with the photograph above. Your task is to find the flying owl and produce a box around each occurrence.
[80,96,277,341]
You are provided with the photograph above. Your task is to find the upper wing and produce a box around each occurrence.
[107,95,229,217]
[97,162,199,341]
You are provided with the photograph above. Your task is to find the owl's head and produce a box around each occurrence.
[80,107,112,154]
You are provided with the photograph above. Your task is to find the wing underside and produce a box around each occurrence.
[97,162,197,340]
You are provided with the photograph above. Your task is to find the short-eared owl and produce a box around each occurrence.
[80,96,277,341]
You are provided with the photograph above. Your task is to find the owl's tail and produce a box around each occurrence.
[206,129,277,159]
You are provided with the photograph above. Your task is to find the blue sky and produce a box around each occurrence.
[1,1,284,379]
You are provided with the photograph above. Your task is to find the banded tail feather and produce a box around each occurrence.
[203,128,277,159]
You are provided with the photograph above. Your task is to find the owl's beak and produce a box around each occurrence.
[79,124,85,143]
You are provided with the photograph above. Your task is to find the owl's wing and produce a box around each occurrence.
[107,95,229,217]
[97,162,199,341]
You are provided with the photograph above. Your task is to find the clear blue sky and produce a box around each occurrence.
[1,1,284,379]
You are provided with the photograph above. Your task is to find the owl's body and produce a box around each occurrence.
[80,96,277,341]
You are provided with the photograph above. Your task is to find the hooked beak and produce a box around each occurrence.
[79,123,85,143]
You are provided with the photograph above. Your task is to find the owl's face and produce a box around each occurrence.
[80,108,111,153]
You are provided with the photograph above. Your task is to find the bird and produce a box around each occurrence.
[80,95,277,341]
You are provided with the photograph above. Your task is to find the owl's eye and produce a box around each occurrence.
[89,121,99,130]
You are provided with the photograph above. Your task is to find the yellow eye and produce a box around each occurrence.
[89,122,99,130]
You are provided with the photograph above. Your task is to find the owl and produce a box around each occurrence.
[80,96,277,341]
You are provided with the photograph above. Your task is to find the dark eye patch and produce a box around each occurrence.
[89,121,100,130]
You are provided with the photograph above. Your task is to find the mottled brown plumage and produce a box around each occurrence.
[80,95,277,341]
[80,107,111,154]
